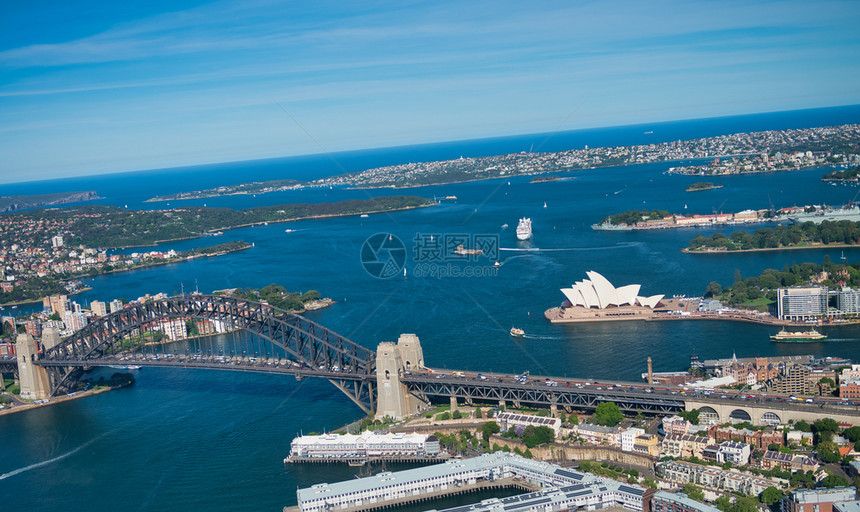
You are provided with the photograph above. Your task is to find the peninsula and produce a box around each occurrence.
[146,179,302,202]
[149,124,860,196]
[592,207,774,231]
[314,123,860,188]
[822,165,860,181]
[685,218,860,253]
[0,191,99,213]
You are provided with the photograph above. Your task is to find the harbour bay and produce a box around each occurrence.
[4,105,860,511]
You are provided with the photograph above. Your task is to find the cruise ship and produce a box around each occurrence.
[516,218,532,240]
[770,329,827,342]
[787,205,860,224]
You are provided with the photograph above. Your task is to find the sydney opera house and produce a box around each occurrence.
[545,271,672,323]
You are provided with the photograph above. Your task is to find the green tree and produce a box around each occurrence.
[479,421,500,441]
[819,474,849,488]
[715,495,732,512]
[813,418,839,435]
[679,409,700,425]
[844,426,860,442]
[761,486,783,505]
[474,407,483,419]
[682,483,705,502]
[592,402,623,427]
[705,281,722,297]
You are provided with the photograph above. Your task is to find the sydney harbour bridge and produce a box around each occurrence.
[2,294,859,425]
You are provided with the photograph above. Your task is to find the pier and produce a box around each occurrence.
[293,452,644,512]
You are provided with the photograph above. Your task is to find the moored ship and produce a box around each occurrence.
[787,205,860,224]
[516,218,532,240]
[770,328,827,342]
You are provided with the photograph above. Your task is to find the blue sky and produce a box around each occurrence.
[1,0,859,184]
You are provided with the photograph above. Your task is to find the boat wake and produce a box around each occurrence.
[0,433,107,481]
[522,334,563,340]
[500,242,639,252]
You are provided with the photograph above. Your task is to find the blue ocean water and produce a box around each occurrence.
[2,104,860,511]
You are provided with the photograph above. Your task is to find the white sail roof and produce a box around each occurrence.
[560,271,662,309]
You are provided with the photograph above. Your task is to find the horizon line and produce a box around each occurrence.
[3,102,859,187]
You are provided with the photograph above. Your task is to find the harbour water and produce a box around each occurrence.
[2,105,860,511]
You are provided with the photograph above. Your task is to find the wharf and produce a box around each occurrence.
[287,477,538,512]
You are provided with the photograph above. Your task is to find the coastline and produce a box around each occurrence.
[0,286,93,308]
[0,386,114,417]
[110,202,436,248]
[0,245,251,307]
[682,242,858,254]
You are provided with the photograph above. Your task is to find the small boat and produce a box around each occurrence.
[770,329,827,342]
[403,267,407,278]
[510,327,525,337]
[543,202,547,208]
[501,223,509,229]
[285,229,294,233]
[360,214,369,218]
[494,261,501,268]
[454,244,482,256]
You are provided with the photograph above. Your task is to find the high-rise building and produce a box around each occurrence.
[109,299,123,314]
[61,311,88,332]
[90,300,107,317]
[51,235,64,248]
[837,288,860,314]
[47,295,71,315]
[24,320,42,338]
[778,287,828,321]
[159,319,187,341]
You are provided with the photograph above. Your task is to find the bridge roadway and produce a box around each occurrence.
[4,292,860,424]
[401,369,860,424]
[30,350,860,423]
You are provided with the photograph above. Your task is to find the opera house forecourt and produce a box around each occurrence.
[544,271,687,323]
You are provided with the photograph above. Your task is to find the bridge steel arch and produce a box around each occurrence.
[37,295,377,412]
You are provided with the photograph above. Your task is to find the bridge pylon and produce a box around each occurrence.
[375,334,426,420]
[16,333,51,400]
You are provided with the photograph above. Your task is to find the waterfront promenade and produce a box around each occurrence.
[544,298,807,327]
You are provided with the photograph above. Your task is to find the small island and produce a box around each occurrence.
[530,174,575,184]
[685,181,722,192]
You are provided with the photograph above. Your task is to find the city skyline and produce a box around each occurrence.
[2,0,859,184]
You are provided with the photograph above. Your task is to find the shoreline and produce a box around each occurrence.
[0,386,114,417]
[111,202,436,248]
[341,151,822,190]
[683,242,858,254]
[0,245,251,308]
